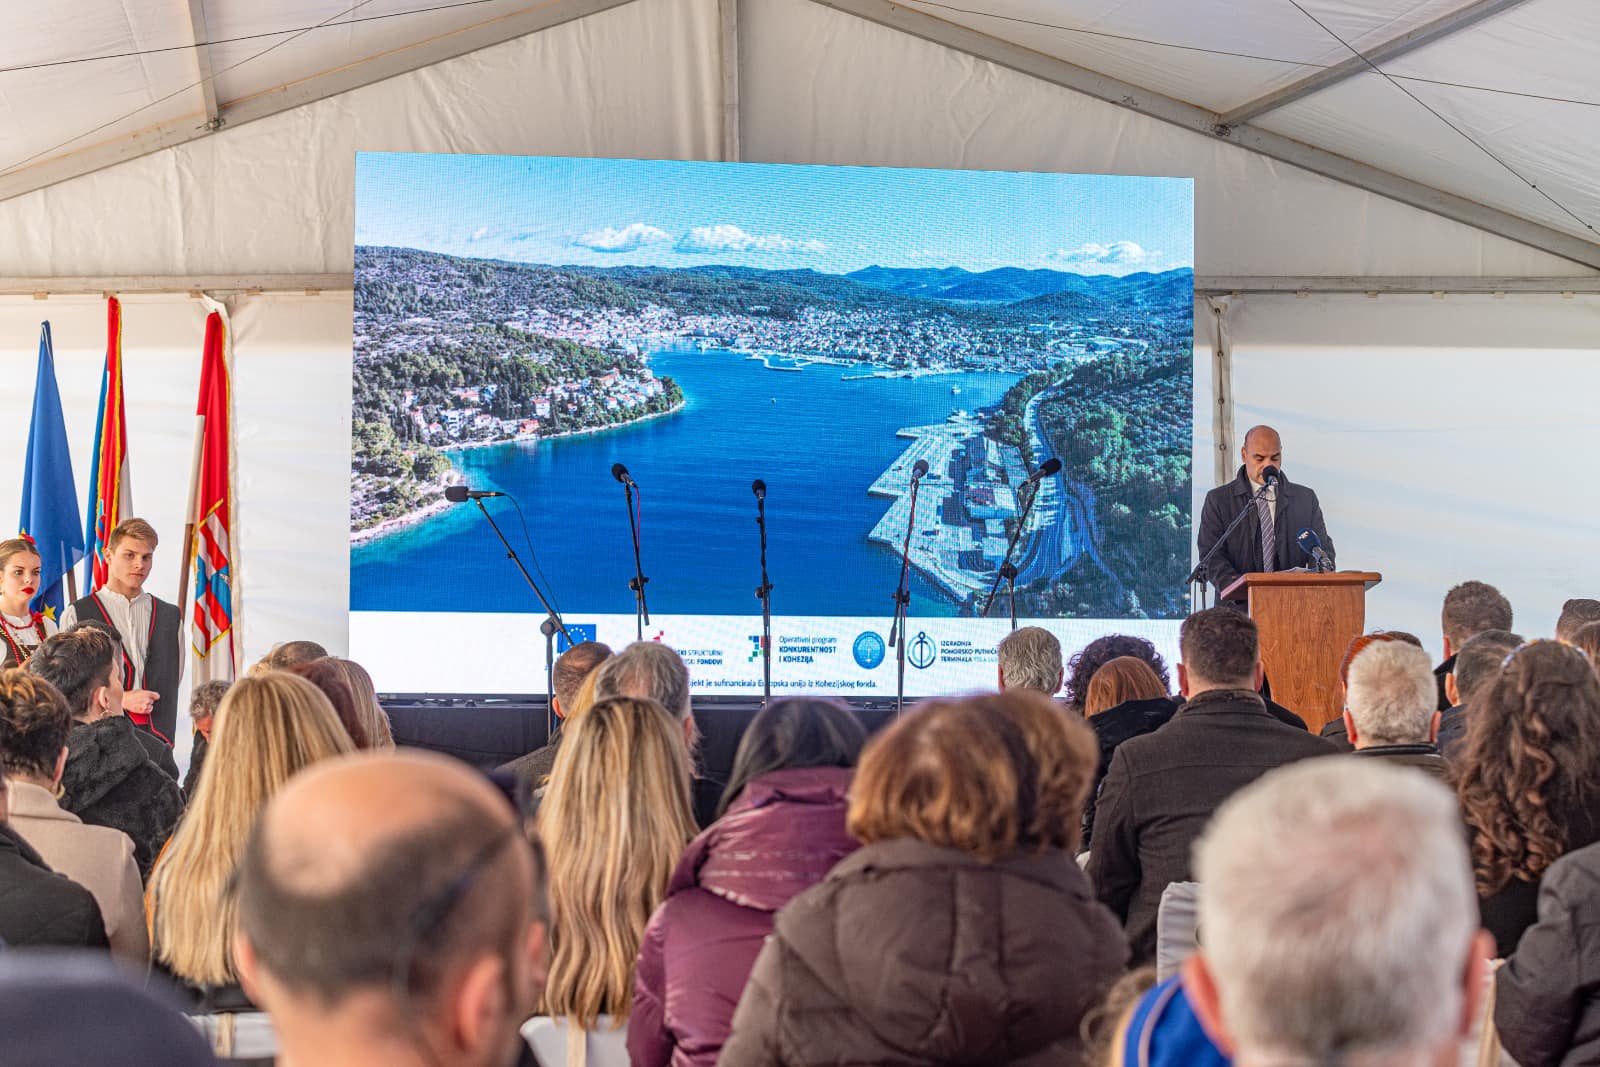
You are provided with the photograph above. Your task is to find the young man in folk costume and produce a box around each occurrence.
[0,537,58,668]
[59,519,183,745]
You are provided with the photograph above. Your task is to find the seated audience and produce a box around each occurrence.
[147,672,354,1011]
[1437,580,1514,711]
[62,619,180,780]
[592,641,722,826]
[1557,598,1600,644]
[234,751,548,1067]
[630,697,866,1067]
[285,657,370,749]
[1457,639,1600,955]
[332,658,396,751]
[1063,634,1172,715]
[1342,639,1450,781]
[26,626,183,878]
[0,953,216,1067]
[538,696,698,1037]
[1090,607,1335,963]
[1568,620,1600,674]
[996,626,1063,695]
[1317,630,1425,750]
[0,668,145,959]
[252,639,331,673]
[182,679,229,797]
[1080,656,1172,849]
[1437,628,1522,755]
[0,761,108,949]
[722,691,1127,1065]
[1495,837,1600,1067]
[497,640,612,787]
[1183,759,1489,1066]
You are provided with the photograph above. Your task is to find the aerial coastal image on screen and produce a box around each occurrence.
[351,156,1194,620]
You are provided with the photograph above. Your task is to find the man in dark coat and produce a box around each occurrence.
[0,783,109,950]
[1197,425,1334,601]
[495,640,612,790]
[27,627,183,878]
[1437,628,1521,758]
[1496,839,1600,1067]
[1343,638,1450,782]
[1435,581,1514,712]
[1089,607,1336,962]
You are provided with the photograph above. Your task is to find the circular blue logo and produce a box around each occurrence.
[909,631,937,670]
[852,631,886,670]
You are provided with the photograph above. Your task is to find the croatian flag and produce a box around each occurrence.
[19,323,84,619]
[83,297,133,592]
[188,310,238,683]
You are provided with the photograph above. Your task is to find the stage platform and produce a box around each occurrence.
[382,694,905,790]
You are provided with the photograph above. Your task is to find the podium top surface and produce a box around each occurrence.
[1221,571,1382,598]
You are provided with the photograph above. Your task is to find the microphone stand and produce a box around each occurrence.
[470,499,572,737]
[622,479,650,640]
[888,475,922,717]
[754,490,774,706]
[980,477,1042,630]
[1185,479,1275,611]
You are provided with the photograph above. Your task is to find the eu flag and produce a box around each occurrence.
[19,323,84,620]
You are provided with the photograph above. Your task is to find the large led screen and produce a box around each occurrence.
[350,154,1194,695]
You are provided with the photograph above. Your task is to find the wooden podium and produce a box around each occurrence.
[1220,571,1383,732]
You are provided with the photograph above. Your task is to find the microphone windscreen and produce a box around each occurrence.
[444,485,468,502]
[1039,457,1063,476]
[752,479,767,497]
[1262,464,1281,482]
[611,463,629,483]
[911,459,930,478]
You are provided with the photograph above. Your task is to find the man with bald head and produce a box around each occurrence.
[1198,425,1335,601]
[233,752,548,1067]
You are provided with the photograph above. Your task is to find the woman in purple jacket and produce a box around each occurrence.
[628,697,866,1067]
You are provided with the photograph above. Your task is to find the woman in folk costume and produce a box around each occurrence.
[0,537,58,669]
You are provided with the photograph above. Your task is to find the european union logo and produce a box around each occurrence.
[556,623,597,652]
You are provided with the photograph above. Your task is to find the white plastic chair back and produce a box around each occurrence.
[1155,880,1201,981]
[522,1014,629,1067]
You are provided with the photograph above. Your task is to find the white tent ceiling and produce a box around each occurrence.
[1,0,1597,277]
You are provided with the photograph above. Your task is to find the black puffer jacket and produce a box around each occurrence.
[60,717,184,880]
[0,823,109,949]
[721,837,1129,1066]
[1496,840,1600,1067]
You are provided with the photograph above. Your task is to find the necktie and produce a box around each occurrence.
[1256,492,1275,572]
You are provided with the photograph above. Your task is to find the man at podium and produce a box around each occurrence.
[1198,425,1335,602]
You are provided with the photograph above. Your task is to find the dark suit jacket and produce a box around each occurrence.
[1088,688,1338,962]
[1197,466,1334,599]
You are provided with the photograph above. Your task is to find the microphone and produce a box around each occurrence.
[1296,528,1335,573]
[611,463,637,487]
[752,479,767,500]
[910,459,930,481]
[444,485,505,502]
[1260,464,1281,488]
[1022,457,1063,484]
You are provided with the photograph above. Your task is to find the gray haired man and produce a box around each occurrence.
[996,626,1063,696]
[1184,758,1491,1067]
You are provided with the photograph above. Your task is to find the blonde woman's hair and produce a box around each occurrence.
[147,672,355,985]
[332,658,394,751]
[537,696,696,1029]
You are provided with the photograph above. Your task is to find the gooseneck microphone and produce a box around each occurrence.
[444,485,505,502]
[1023,457,1063,484]
[910,458,930,481]
[1260,464,1281,487]
[752,479,767,500]
[611,462,638,487]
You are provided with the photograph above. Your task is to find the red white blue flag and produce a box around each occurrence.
[83,297,133,592]
[187,310,237,682]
